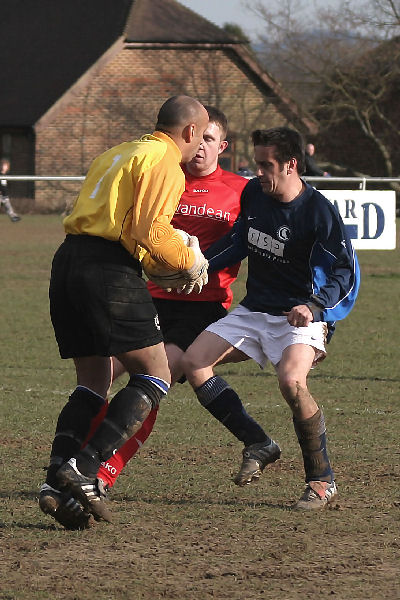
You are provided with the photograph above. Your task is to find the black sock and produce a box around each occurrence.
[195,376,271,447]
[75,376,168,478]
[46,386,105,487]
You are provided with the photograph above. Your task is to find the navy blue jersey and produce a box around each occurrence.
[205,179,360,323]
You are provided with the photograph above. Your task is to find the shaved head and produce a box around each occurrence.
[154,95,209,163]
[155,95,207,132]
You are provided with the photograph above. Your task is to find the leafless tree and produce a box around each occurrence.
[346,0,400,35]
[248,0,400,177]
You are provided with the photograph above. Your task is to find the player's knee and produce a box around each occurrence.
[127,374,169,409]
[278,375,306,406]
[59,386,105,428]
[179,350,199,377]
[103,376,168,437]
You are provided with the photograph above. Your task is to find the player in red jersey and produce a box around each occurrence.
[96,106,254,490]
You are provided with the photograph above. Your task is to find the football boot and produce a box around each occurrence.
[57,459,113,522]
[294,480,338,510]
[233,439,281,486]
[39,483,94,530]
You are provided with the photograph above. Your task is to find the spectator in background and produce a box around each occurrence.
[304,143,330,177]
[0,158,21,222]
[236,157,255,179]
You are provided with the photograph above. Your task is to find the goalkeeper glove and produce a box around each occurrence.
[179,235,208,295]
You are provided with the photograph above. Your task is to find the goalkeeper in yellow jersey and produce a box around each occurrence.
[39,95,209,529]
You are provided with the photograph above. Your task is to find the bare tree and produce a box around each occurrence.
[345,0,400,35]
[249,0,400,177]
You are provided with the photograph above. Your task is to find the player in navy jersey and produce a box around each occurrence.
[181,126,360,510]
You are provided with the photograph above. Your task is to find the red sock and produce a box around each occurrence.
[97,406,159,488]
[81,399,109,448]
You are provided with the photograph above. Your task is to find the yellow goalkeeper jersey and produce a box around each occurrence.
[63,131,194,271]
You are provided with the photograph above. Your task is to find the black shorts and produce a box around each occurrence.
[49,235,163,358]
[153,298,227,351]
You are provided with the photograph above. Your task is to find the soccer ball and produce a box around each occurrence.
[141,229,191,288]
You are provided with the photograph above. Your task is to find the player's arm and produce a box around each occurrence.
[204,213,248,273]
[130,158,196,271]
[286,204,360,327]
[308,204,360,322]
[132,157,208,291]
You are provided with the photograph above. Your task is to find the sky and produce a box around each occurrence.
[177,0,359,40]
[177,0,267,38]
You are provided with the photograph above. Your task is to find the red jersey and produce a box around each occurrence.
[147,165,247,309]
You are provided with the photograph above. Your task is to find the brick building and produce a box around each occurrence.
[1,0,315,211]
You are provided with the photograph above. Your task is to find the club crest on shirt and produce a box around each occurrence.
[277,226,291,242]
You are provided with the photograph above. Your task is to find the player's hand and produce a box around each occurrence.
[181,274,206,295]
[145,275,173,292]
[145,236,208,294]
[283,304,314,327]
[180,236,208,294]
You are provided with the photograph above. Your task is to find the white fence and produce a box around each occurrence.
[4,175,399,249]
[5,175,400,187]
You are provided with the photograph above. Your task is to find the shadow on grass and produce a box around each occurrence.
[222,368,400,383]
[113,492,291,511]
[0,520,59,531]
[312,373,400,383]
[1,488,292,511]
[0,490,39,500]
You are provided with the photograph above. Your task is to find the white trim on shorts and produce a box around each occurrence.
[205,304,327,368]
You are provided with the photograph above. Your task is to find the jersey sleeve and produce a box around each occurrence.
[310,201,360,322]
[205,212,248,272]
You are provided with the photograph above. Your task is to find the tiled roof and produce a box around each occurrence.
[0,0,240,126]
[125,0,240,44]
[1,0,134,125]
[0,0,314,134]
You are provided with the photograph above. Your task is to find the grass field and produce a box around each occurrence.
[0,215,399,600]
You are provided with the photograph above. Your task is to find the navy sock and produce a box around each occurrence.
[293,409,334,483]
[195,376,270,447]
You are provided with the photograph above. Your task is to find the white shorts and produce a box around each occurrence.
[206,305,327,368]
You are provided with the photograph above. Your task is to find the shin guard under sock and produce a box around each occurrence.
[195,376,270,447]
[293,409,334,483]
[46,386,106,487]
[97,407,159,487]
[75,375,169,478]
